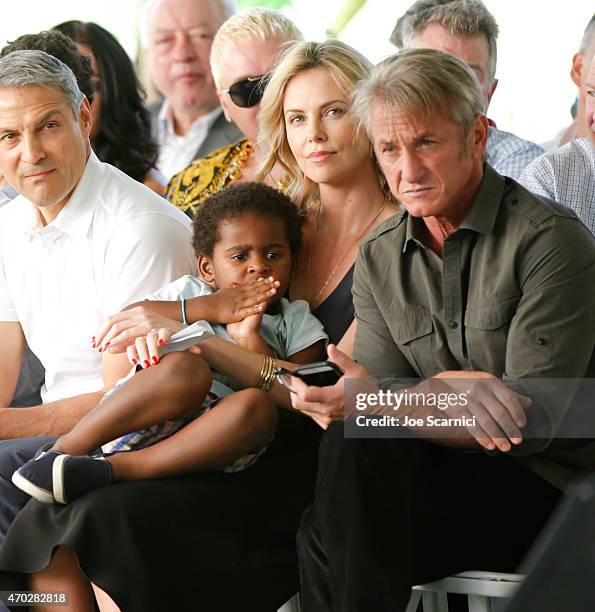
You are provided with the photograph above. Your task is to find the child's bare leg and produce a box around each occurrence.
[109,388,278,480]
[53,352,212,455]
[30,547,95,612]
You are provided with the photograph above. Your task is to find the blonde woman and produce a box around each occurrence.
[257,39,398,350]
[165,7,302,216]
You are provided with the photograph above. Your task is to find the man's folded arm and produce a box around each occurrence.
[504,217,595,455]
[0,350,131,439]
[0,321,26,408]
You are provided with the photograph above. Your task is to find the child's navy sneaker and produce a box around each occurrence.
[12,447,113,504]
[11,444,60,503]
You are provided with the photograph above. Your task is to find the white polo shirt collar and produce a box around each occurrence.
[22,151,100,240]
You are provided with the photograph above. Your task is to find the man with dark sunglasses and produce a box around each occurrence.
[142,0,242,181]
[221,73,270,109]
[165,8,303,217]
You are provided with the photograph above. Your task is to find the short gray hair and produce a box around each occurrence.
[394,0,499,85]
[352,48,485,139]
[0,49,84,115]
[140,0,236,47]
[579,14,595,54]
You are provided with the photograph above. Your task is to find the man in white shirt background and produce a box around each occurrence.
[0,50,196,541]
[143,0,242,181]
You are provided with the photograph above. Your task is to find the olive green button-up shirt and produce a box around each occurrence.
[352,165,595,488]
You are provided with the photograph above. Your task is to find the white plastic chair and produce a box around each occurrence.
[278,593,300,612]
[406,571,524,612]
[279,571,523,612]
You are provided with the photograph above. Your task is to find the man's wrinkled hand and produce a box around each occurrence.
[420,371,530,452]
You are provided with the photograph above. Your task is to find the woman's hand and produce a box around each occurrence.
[289,345,373,429]
[126,327,201,368]
[93,306,185,354]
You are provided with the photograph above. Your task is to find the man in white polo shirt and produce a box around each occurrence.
[0,50,196,540]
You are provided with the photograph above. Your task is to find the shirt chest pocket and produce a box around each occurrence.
[390,309,433,376]
[464,298,520,373]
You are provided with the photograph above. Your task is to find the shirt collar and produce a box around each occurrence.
[577,137,595,165]
[403,164,505,253]
[459,164,505,235]
[22,151,101,239]
[158,100,222,140]
[52,150,102,238]
[403,216,427,253]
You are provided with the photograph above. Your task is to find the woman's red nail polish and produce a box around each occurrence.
[158,339,165,346]
[152,356,159,364]
[144,360,150,368]
[132,358,138,365]
[104,341,110,349]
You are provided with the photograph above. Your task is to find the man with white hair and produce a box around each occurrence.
[0,50,195,541]
[520,54,595,235]
[144,0,242,180]
[391,0,544,180]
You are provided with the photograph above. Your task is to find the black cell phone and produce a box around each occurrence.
[279,361,344,387]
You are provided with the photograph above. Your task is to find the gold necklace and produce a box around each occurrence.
[306,199,387,308]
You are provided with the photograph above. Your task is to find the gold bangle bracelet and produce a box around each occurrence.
[258,354,277,392]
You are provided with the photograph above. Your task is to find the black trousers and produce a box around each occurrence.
[0,437,56,545]
[297,423,562,612]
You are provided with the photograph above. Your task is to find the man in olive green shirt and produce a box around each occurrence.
[291,50,595,612]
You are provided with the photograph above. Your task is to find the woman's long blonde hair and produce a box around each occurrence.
[256,40,372,210]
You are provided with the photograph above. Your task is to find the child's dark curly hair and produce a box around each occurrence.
[192,183,304,258]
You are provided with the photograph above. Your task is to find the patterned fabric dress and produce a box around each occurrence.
[165,138,253,217]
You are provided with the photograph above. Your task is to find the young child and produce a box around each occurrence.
[13,183,328,504]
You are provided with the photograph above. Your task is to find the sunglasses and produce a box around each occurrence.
[222,74,270,108]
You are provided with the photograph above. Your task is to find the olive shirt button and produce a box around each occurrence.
[449,320,458,329]
[537,337,548,346]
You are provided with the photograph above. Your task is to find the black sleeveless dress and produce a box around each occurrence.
[0,271,356,612]
[313,266,355,347]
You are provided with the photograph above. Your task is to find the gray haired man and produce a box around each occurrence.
[290,49,595,611]
[0,50,196,541]
[391,0,543,180]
